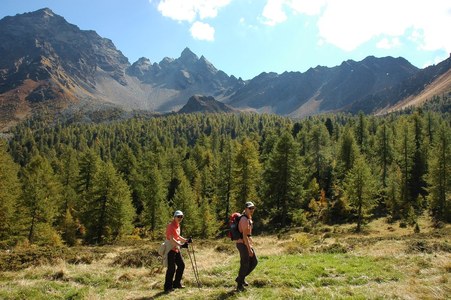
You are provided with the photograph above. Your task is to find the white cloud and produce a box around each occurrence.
[156,0,231,22]
[262,0,326,25]
[190,21,215,41]
[286,0,326,15]
[262,0,287,26]
[376,37,401,49]
[320,0,451,53]
[261,0,451,54]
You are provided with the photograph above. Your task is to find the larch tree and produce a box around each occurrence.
[217,137,235,224]
[142,165,170,238]
[426,123,450,223]
[0,141,21,243]
[172,172,200,237]
[20,155,62,245]
[375,121,394,189]
[55,147,81,246]
[262,132,305,227]
[395,118,415,220]
[343,154,378,232]
[355,112,369,154]
[305,123,332,195]
[410,113,428,210]
[337,126,360,176]
[233,138,262,210]
[81,161,135,244]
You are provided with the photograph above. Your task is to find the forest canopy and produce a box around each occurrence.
[0,108,450,247]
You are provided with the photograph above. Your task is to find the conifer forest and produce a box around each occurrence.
[0,107,450,248]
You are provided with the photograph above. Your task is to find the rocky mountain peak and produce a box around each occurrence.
[128,57,152,78]
[35,7,55,17]
[179,47,199,65]
[178,95,235,114]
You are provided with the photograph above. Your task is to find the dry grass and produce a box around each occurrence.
[0,217,449,299]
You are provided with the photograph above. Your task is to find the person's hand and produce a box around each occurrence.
[181,242,189,248]
[187,237,193,243]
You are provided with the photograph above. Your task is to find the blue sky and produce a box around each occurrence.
[1,0,450,80]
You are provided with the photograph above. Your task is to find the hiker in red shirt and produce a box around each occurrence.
[164,210,191,293]
[235,201,258,291]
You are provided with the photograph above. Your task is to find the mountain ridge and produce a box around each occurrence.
[0,8,449,131]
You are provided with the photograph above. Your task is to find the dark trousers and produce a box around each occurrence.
[236,243,258,284]
[164,250,185,290]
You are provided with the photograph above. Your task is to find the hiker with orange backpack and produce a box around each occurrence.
[235,201,258,291]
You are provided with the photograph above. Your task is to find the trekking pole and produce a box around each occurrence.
[186,244,201,288]
[190,243,200,285]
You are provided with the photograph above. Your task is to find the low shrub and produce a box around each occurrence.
[214,243,235,254]
[318,243,349,254]
[111,248,160,268]
[0,247,106,271]
[406,240,451,253]
[282,233,314,254]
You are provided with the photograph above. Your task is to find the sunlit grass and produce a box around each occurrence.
[0,218,449,299]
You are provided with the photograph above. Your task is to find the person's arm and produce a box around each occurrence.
[170,235,185,247]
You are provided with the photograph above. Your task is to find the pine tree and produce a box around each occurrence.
[142,165,170,238]
[0,141,21,243]
[20,155,62,245]
[78,149,101,194]
[262,132,305,226]
[337,126,360,176]
[55,147,81,245]
[115,145,143,217]
[216,137,235,224]
[410,113,428,210]
[81,161,135,244]
[426,123,451,223]
[375,121,394,189]
[395,118,415,219]
[233,138,261,210]
[172,173,200,236]
[355,112,369,154]
[386,164,402,220]
[343,155,378,232]
[305,123,332,195]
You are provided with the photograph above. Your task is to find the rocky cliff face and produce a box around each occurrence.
[178,95,236,114]
[0,9,244,129]
[226,56,422,116]
[0,8,449,131]
[0,8,129,94]
[0,8,131,129]
[126,47,244,109]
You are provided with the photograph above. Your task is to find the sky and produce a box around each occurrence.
[1,0,450,80]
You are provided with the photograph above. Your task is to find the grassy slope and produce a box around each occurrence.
[0,218,449,300]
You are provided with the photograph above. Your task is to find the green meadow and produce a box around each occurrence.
[0,218,449,300]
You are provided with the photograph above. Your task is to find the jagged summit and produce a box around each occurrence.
[180,47,199,64]
[0,8,449,131]
[178,95,235,114]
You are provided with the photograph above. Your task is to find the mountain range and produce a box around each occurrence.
[0,8,450,131]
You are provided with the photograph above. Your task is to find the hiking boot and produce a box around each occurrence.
[236,283,246,292]
[173,284,185,289]
[243,281,249,286]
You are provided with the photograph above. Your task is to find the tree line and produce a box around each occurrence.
[0,109,450,247]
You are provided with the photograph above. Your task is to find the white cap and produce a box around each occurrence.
[245,202,255,208]
[174,210,184,217]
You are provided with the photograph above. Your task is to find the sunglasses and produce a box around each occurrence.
[176,215,184,218]
[247,207,255,210]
